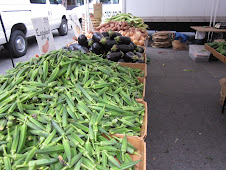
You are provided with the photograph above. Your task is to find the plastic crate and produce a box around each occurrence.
[189,45,210,62]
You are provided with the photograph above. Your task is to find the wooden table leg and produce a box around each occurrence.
[222,97,226,114]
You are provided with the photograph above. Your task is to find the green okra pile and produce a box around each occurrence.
[0,50,144,169]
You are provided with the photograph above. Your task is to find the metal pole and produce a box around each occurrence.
[111,0,113,18]
[210,0,219,42]
[0,14,15,68]
[207,0,215,42]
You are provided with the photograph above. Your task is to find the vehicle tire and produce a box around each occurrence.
[9,30,27,58]
[58,19,68,36]
[79,18,82,27]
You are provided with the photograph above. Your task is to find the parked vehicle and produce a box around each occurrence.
[69,0,122,24]
[69,0,226,31]
[0,0,68,57]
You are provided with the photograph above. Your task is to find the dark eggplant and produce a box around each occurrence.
[115,36,131,45]
[123,52,138,62]
[78,34,88,47]
[135,58,145,63]
[68,43,89,53]
[69,43,80,50]
[105,40,117,50]
[108,30,122,40]
[106,52,123,62]
[128,43,135,51]
[111,44,132,53]
[68,44,78,51]
[130,41,137,49]
[105,37,110,41]
[80,46,89,54]
[88,39,94,47]
[101,32,109,37]
[91,42,102,55]
[62,46,69,50]
[92,32,107,45]
[68,45,75,51]
[136,52,144,58]
[135,52,145,62]
[118,58,126,62]
[89,45,93,52]
[136,46,144,53]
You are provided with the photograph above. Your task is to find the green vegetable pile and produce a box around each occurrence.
[208,41,226,56]
[105,13,148,30]
[0,50,144,169]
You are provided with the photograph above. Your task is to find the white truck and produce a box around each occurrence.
[0,0,68,57]
[70,0,226,31]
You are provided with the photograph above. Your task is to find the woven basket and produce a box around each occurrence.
[172,40,186,50]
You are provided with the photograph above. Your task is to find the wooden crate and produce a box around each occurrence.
[113,135,146,170]
[205,43,226,63]
[114,100,148,140]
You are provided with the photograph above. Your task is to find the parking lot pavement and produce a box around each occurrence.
[0,28,75,75]
[145,47,226,170]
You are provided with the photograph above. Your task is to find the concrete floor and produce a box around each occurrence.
[145,47,226,169]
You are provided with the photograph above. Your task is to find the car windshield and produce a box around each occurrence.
[73,0,119,6]
[100,0,119,4]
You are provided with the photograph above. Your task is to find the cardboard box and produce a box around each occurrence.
[205,43,226,63]
[114,100,148,140]
[113,135,146,170]
[118,63,147,78]
[189,45,210,62]
[93,3,102,19]
[219,78,226,107]
[119,63,147,100]
[136,77,146,101]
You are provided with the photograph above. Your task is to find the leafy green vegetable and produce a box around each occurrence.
[208,41,226,56]
[105,13,148,30]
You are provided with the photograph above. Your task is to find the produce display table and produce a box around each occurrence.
[205,43,226,63]
[191,26,226,33]
[191,26,226,42]
[0,12,149,169]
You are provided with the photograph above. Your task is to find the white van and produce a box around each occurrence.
[69,0,122,23]
[0,0,68,57]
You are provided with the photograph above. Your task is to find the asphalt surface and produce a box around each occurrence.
[1,28,226,169]
[0,28,75,75]
[145,47,226,170]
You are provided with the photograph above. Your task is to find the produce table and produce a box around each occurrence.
[0,12,149,169]
[205,43,226,63]
[191,26,226,33]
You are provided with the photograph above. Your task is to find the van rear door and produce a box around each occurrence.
[48,0,66,29]
[30,0,49,24]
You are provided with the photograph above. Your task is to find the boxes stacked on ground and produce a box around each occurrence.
[189,45,210,62]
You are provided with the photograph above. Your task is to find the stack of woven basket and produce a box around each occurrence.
[82,4,102,33]
[82,14,101,33]
[151,31,172,48]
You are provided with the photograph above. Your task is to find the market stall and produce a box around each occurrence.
[0,4,149,168]
[205,41,226,63]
